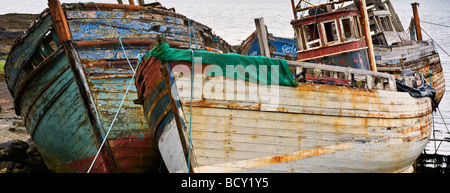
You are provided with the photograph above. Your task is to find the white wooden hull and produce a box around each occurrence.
[158,118,188,173]
[157,73,432,173]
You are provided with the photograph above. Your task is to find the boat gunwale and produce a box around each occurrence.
[13,48,65,114]
[5,10,52,96]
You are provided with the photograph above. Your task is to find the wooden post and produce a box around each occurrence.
[290,0,298,20]
[128,0,135,5]
[160,62,197,173]
[358,0,377,72]
[138,0,145,6]
[63,40,119,173]
[254,17,271,58]
[385,0,404,32]
[47,0,72,43]
[117,0,123,4]
[411,2,423,41]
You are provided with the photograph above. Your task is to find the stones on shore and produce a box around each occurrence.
[0,139,50,173]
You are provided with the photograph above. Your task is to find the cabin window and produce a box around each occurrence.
[341,18,354,40]
[321,20,339,44]
[295,28,305,51]
[302,23,321,49]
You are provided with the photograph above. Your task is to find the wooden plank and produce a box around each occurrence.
[5,15,54,96]
[63,41,118,172]
[48,0,72,43]
[254,18,271,58]
[286,60,391,79]
[65,10,184,25]
[295,0,353,12]
[160,61,197,171]
[74,39,189,48]
[82,3,145,10]
[183,104,430,172]
[384,0,405,32]
[174,75,430,119]
[157,119,189,173]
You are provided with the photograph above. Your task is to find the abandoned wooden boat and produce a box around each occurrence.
[237,23,298,60]
[360,0,445,105]
[135,0,433,173]
[4,0,232,172]
[239,0,444,105]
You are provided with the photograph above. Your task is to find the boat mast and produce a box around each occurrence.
[411,2,423,41]
[290,0,298,20]
[357,0,377,72]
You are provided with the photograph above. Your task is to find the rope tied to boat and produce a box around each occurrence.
[85,2,142,173]
[80,2,136,74]
[186,18,199,173]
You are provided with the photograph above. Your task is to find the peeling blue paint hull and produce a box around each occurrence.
[4,2,232,173]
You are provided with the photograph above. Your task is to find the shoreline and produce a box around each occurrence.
[0,13,50,173]
[0,13,37,144]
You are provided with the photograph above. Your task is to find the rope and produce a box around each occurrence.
[85,2,142,173]
[186,18,199,173]
[421,28,450,58]
[421,20,450,28]
[83,2,136,73]
[427,68,449,154]
[87,61,140,173]
[437,107,450,134]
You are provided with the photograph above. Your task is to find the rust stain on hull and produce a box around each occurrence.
[194,144,355,173]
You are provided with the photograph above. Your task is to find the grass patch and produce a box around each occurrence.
[0,60,5,75]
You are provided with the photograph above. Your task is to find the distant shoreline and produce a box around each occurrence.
[0,13,39,57]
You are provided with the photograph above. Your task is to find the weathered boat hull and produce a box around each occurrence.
[238,31,298,60]
[375,41,445,104]
[136,56,432,173]
[5,1,232,172]
[239,32,444,105]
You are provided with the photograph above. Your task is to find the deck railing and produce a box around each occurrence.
[287,60,397,91]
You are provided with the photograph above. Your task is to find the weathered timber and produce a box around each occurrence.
[286,60,396,91]
[48,0,72,43]
[4,0,233,172]
[254,18,271,58]
[136,55,432,173]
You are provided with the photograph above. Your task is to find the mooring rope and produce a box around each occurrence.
[421,23,450,154]
[187,18,199,173]
[421,28,450,58]
[427,67,449,154]
[85,2,141,173]
[84,2,136,73]
[87,61,140,173]
[422,20,450,28]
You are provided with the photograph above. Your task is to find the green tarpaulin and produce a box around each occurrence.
[145,42,298,87]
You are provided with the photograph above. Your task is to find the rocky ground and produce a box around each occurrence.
[0,13,50,173]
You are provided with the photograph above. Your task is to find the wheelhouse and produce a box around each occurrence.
[291,8,371,70]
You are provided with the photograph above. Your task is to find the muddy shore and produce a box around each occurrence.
[0,13,50,173]
[0,13,38,144]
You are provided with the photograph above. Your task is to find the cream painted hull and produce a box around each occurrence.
[157,73,432,173]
